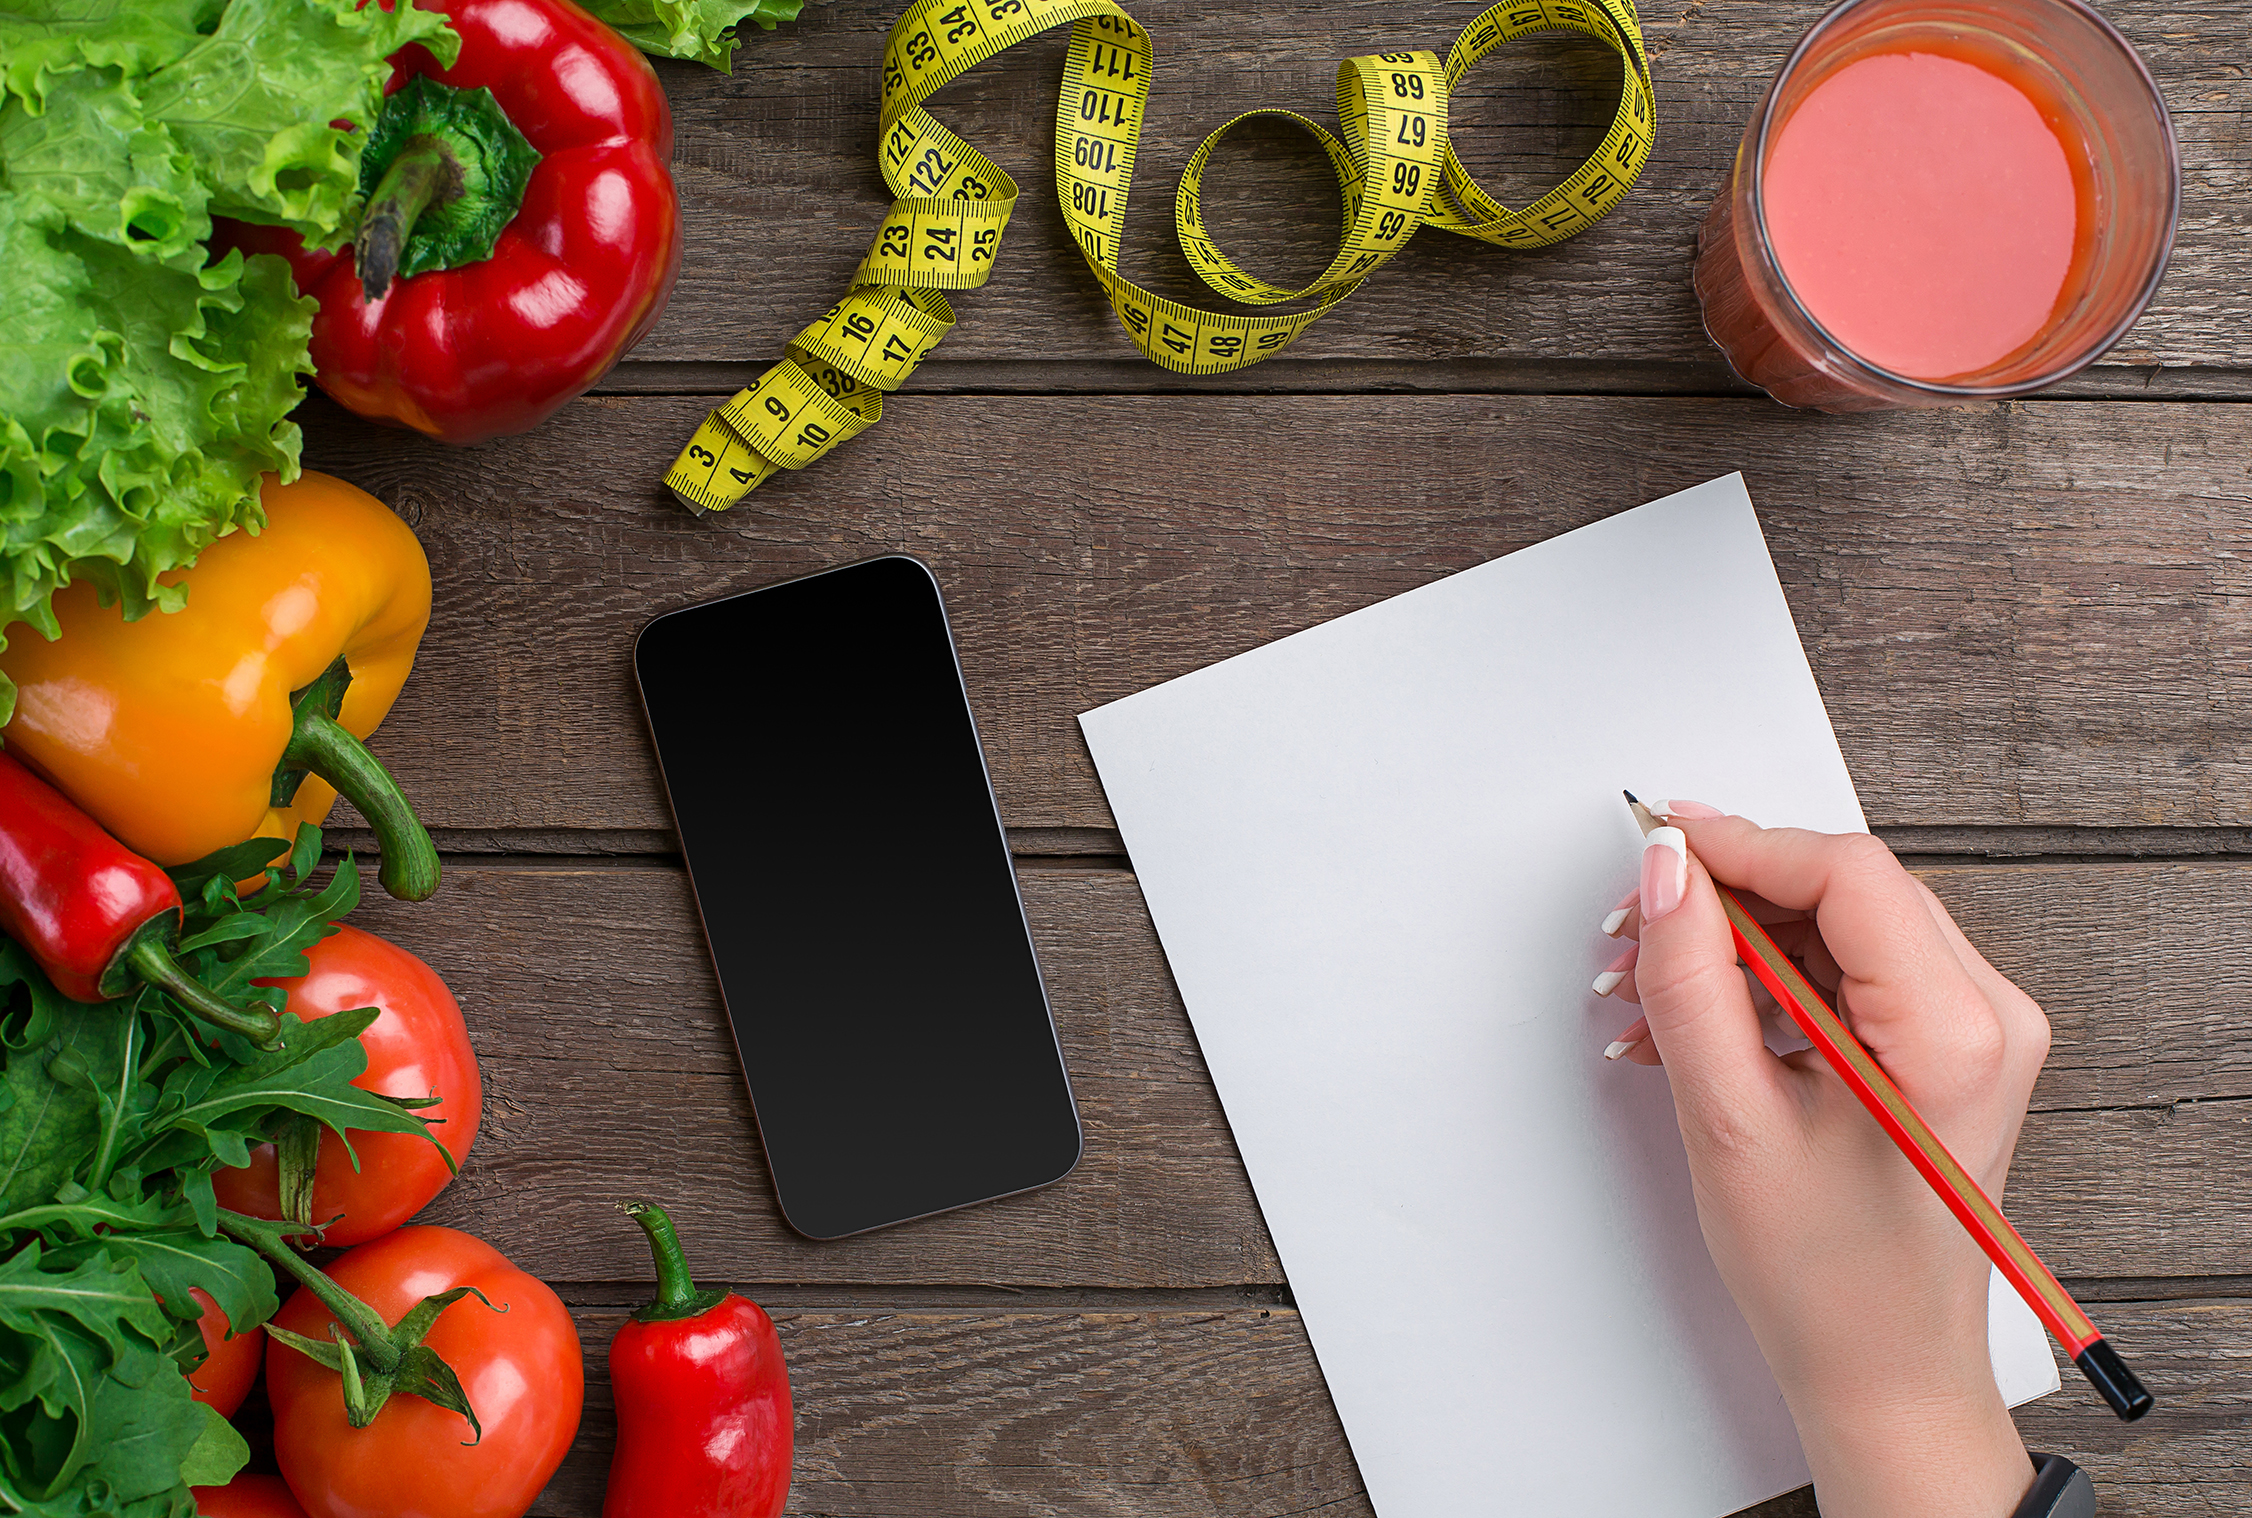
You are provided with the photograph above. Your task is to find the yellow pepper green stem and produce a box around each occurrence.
[283,697,440,902]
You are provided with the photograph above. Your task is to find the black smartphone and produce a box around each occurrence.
[634,556,1081,1239]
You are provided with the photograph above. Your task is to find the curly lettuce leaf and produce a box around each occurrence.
[0,0,454,725]
[138,0,460,242]
[0,205,313,643]
[580,0,807,70]
[0,1,213,112]
[0,67,208,261]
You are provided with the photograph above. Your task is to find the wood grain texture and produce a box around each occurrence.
[623,0,2245,372]
[351,859,2249,1288]
[515,1296,2242,1517]
[529,1300,1813,1518]
[302,391,2252,837]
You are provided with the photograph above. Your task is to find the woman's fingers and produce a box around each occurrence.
[1604,885,1807,945]
[1592,941,1640,1003]
[1672,816,2011,1113]
[1603,1014,1651,1061]
[1630,842,1788,1120]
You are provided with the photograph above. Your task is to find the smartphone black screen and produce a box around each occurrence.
[635,556,1081,1239]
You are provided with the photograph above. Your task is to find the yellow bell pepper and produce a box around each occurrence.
[0,471,440,900]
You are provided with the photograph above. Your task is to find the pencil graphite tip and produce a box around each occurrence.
[1622,791,1662,837]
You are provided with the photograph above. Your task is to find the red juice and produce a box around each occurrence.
[1691,0,2178,413]
[1761,50,2080,380]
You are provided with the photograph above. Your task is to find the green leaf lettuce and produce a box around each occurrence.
[0,0,458,724]
[579,0,807,71]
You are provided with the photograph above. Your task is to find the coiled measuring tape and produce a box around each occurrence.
[664,0,1654,513]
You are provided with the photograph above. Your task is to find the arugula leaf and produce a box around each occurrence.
[0,828,454,1514]
[0,999,119,1217]
[579,0,807,70]
[0,1243,169,1352]
[165,836,293,901]
[0,1243,204,1506]
[133,1007,434,1185]
[178,852,359,1009]
[178,1400,251,1488]
[47,1228,279,1342]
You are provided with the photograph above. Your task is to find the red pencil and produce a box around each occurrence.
[1622,792,2151,1422]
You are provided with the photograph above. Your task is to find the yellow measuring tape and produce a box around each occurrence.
[664,0,1654,513]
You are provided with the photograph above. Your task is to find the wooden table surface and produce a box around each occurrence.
[301,1,2251,1512]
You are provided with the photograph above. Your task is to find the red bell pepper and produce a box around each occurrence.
[229,0,682,446]
[0,753,280,1043]
[605,1203,792,1518]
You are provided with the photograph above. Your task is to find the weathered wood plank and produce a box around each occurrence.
[304,392,2252,836]
[512,1296,2236,1517]
[526,1301,1815,1518]
[355,859,2252,1287]
[627,0,2248,372]
[597,355,2252,404]
[2004,1298,2252,1518]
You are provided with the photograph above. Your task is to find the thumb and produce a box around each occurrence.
[1635,830,1788,1131]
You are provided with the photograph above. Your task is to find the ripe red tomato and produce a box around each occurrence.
[195,1473,310,1518]
[213,925,480,1244]
[186,1287,265,1417]
[266,1228,582,1518]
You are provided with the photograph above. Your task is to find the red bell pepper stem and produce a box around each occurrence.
[356,135,463,301]
[0,753,281,1045]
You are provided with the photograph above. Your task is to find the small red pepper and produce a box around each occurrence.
[227,0,681,445]
[605,1202,792,1518]
[0,752,281,1044]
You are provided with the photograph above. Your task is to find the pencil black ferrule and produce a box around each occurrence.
[2073,1338,2153,1421]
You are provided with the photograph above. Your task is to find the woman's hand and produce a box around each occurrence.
[1595,803,2050,1518]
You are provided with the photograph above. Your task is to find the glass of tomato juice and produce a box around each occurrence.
[1693,0,2178,411]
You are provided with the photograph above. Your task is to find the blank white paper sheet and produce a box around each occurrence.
[1079,474,2058,1518]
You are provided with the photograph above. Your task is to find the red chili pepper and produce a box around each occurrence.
[605,1203,792,1518]
[0,752,280,1043]
[226,0,681,446]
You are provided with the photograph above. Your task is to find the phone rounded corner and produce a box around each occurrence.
[631,604,685,681]
[1046,1127,1086,1190]
[771,1191,856,1243]
[873,551,944,594]
[1028,1104,1086,1194]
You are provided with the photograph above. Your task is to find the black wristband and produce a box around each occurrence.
[2012,1453,2094,1518]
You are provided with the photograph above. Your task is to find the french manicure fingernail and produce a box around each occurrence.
[1591,943,1638,996]
[1641,826,1689,922]
[1651,798,1726,820]
[1600,893,1635,936]
[1603,1016,1651,1060]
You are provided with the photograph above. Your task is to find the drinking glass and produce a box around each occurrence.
[1692,0,2179,412]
